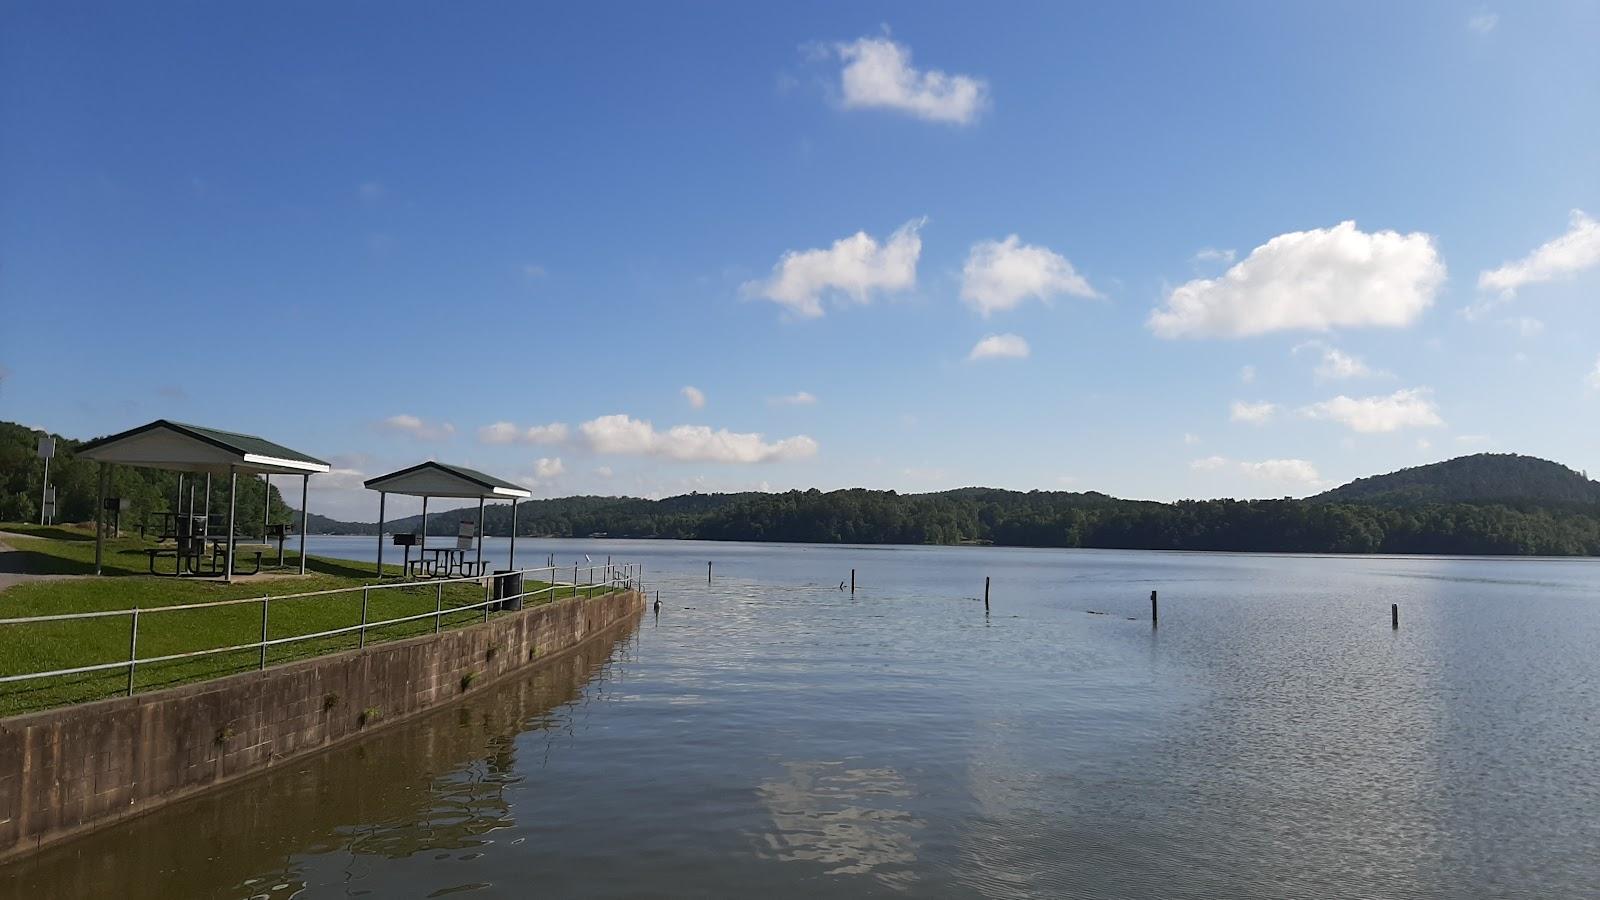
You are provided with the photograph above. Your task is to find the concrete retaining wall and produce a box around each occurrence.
[0,587,644,863]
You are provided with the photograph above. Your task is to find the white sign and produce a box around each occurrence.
[37,435,55,459]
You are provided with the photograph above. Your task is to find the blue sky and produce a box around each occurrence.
[3,1,1599,519]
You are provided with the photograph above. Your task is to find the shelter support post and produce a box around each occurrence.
[225,467,238,583]
[299,473,309,575]
[508,499,518,570]
[476,498,485,575]
[94,463,108,574]
[376,491,386,577]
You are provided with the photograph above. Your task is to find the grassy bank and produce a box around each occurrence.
[0,524,618,716]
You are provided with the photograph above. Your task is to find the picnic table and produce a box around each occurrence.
[412,547,485,579]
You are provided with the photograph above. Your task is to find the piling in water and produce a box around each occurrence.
[984,577,990,613]
[851,569,855,595]
[1392,603,1399,629]
[1151,590,1159,627]
[708,561,713,584]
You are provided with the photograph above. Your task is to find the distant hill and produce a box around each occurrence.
[1315,454,1600,506]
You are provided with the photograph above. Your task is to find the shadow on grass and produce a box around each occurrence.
[0,525,98,543]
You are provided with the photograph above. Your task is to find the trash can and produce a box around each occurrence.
[493,570,523,611]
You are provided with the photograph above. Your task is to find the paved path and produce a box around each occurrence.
[0,532,79,592]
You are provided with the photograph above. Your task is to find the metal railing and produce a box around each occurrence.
[0,562,639,700]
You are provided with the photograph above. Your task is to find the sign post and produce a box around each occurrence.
[37,435,55,526]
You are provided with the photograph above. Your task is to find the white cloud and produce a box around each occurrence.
[743,219,923,318]
[1190,456,1326,489]
[1478,210,1600,298]
[1456,433,1490,445]
[1149,221,1445,338]
[968,333,1030,361]
[533,457,565,479]
[1240,364,1256,384]
[1300,388,1445,433]
[769,391,819,406]
[1468,11,1499,33]
[380,414,455,441]
[835,36,987,125]
[1417,438,1432,451]
[1239,458,1323,487]
[1587,355,1600,391]
[1193,247,1236,266]
[578,414,818,464]
[682,386,706,409]
[960,235,1096,316]
[593,466,614,479]
[1183,432,1201,445]
[1501,316,1545,337]
[1230,400,1277,425]
[478,421,569,445]
[1314,347,1381,381]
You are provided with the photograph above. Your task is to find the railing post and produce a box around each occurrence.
[259,595,269,670]
[127,607,140,696]
[484,577,491,623]
[436,581,444,633]
[573,564,578,598]
[359,587,369,649]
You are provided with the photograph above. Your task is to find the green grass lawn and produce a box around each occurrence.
[0,523,619,716]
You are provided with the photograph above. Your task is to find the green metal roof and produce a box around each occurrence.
[363,460,532,497]
[76,419,330,468]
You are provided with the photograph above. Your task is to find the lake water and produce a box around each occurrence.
[6,538,1600,898]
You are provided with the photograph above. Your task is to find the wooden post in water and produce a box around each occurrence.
[1151,590,1159,627]
[984,577,990,613]
[851,569,855,594]
[1391,603,1399,629]
[707,561,712,584]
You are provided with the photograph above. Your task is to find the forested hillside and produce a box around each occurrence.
[7,421,1599,556]
[1315,454,1600,505]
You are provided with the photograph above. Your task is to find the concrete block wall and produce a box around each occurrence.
[0,587,643,863]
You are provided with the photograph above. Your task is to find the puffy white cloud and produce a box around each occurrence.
[1183,432,1202,445]
[967,333,1030,361]
[682,386,706,409]
[1295,343,1384,380]
[1239,458,1323,486]
[835,36,987,125]
[743,219,924,318]
[477,421,569,445]
[1300,388,1445,433]
[960,236,1096,316]
[533,457,565,479]
[769,391,818,406]
[1190,456,1325,489]
[1230,400,1276,425]
[1468,11,1499,33]
[1149,221,1445,338]
[1502,316,1545,337]
[380,414,455,441]
[1478,210,1600,298]
[1192,247,1236,265]
[578,414,818,464]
